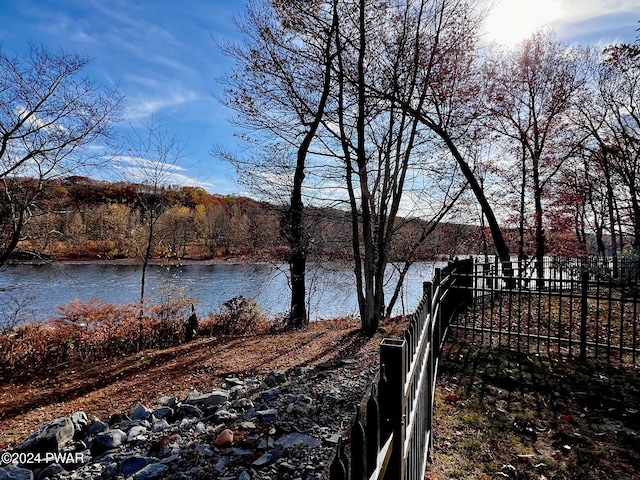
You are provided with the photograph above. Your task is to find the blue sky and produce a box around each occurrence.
[0,0,638,195]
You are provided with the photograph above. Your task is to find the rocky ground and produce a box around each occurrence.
[0,318,402,480]
[2,360,375,480]
[3,318,639,480]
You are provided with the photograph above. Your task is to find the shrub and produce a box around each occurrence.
[204,295,272,336]
[0,295,193,380]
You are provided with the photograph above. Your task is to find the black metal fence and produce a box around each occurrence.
[329,258,473,480]
[450,257,640,363]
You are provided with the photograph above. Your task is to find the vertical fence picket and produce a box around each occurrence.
[366,383,380,479]
[379,338,406,480]
[351,407,365,480]
[329,437,348,480]
[581,271,589,362]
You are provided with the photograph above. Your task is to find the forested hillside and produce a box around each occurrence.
[1,176,598,264]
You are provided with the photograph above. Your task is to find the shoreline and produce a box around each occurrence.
[4,253,449,267]
[4,255,273,267]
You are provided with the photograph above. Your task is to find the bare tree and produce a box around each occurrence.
[218,0,339,328]
[368,0,517,282]
[484,30,588,278]
[321,0,473,333]
[0,44,122,265]
[116,120,186,311]
[589,43,640,252]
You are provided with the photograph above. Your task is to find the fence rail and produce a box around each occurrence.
[451,257,640,363]
[329,256,640,480]
[329,258,473,480]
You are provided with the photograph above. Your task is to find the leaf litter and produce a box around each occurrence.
[427,340,640,479]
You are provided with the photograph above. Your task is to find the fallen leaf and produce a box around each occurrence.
[445,393,462,403]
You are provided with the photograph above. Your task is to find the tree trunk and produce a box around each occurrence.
[285,1,338,328]
[532,156,545,281]
[603,159,619,276]
[430,123,513,274]
[356,0,379,336]
[287,154,308,327]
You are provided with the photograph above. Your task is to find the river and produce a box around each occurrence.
[0,261,444,325]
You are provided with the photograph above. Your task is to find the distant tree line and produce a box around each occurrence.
[1,175,611,265]
[1,175,503,262]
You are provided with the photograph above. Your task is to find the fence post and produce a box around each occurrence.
[366,383,380,479]
[423,281,432,314]
[329,437,348,480]
[580,270,589,362]
[379,338,406,480]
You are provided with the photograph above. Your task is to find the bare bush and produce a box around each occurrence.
[202,295,273,336]
[0,295,192,380]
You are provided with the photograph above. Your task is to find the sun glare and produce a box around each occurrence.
[484,0,562,46]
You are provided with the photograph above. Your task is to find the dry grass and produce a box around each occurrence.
[427,339,640,480]
[0,316,405,451]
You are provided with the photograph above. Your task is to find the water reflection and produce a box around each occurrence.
[0,261,442,324]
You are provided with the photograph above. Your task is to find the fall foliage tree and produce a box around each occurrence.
[484,30,588,278]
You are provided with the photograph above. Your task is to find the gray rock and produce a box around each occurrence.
[127,425,149,442]
[152,418,170,432]
[223,377,245,387]
[194,443,213,457]
[175,404,203,419]
[0,465,33,480]
[121,456,156,476]
[184,388,229,407]
[157,396,179,408]
[252,453,273,468]
[130,404,152,421]
[261,388,280,401]
[107,413,131,427]
[70,411,89,432]
[119,419,150,432]
[237,470,251,480]
[152,406,173,419]
[86,417,109,437]
[133,463,168,480]
[277,432,321,449]
[228,447,253,457]
[228,385,247,399]
[257,408,278,423]
[18,417,74,453]
[214,409,238,422]
[91,429,126,454]
[264,370,287,387]
[231,398,254,410]
[214,455,228,472]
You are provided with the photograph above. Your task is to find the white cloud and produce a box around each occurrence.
[125,88,201,121]
[109,155,214,190]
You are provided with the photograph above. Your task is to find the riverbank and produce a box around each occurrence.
[0,317,404,452]
[3,254,274,267]
[2,318,638,479]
